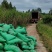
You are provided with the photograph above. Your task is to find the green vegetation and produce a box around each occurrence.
[0,0,42,27]
[0,0,31,27]
[37,15,52,52]
[42,15,52,25]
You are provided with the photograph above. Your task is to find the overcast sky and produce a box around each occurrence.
[0,0,52,13]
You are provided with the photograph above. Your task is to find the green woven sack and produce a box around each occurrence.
[9,24,14,28]
[1,32,15,41]
[0,23,4,27]
[4,44,22,52]
[0,27,3,31]
[8,29,16,35]
[5,51,13,52]
[23,50,37,52]
[17,26,22,29]
[0,43,3,50]
[7,38,22,44]
[27,42,34,50]
[27,36,37,46]
[17,26,26,29]
[28,39,37,48]
[30,50,37,52]
[27,36,37,42]
[15,27,27,34]
[22,44,32,50]
[34,42,37,47]
[0,36,6,43]
[23,50,30,52]
[21,42,32,50]
[16,33,30,42]
[2,24,10,32]
[0,50,4,52]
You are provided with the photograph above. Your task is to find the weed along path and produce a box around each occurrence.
[27,24,48,52]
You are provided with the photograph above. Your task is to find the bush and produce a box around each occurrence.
[0,8,31,27]
[42,15,52,24]
[37,20,52,52]
[0,0,31,27]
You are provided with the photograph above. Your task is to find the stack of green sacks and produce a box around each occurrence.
[0,23,37,52]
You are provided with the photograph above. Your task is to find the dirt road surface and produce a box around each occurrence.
[27,24,48,52]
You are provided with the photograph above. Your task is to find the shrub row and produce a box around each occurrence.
[42,15,52,24]
[37,20,52,52]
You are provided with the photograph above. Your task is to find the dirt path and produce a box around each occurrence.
[27,24,48,52]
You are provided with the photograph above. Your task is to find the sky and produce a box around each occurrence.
[0,0,52,13]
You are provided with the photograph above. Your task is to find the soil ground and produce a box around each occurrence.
[27,24,48,52]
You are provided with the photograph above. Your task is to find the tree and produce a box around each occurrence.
[37,8,42,13]
[1,0,14,9]
[31,9,35,12]
[31,9,38,12]
[28,9,30,12]
[9,2,12,9]
[49,9,52,15]
[1,0,9,9]
[13,6,16,10]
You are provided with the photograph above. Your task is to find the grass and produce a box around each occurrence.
[37,20,52,52]
[0,7,31,27]
[0,0,31,27]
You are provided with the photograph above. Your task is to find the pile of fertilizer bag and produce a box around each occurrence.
[0,23,37,52]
